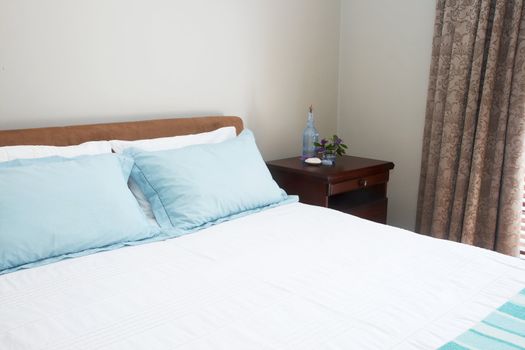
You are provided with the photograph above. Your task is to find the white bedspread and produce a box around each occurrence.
[1,203,524,350]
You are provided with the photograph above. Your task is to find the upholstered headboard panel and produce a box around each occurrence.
[0,116,244,147]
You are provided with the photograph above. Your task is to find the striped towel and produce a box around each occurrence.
[439,288,525,350]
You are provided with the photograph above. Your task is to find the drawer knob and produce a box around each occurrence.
[359,179,368,187]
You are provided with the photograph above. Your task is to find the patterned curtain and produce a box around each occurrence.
[416,0,525,256]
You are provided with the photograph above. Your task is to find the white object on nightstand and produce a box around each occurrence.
[304,157,321,165]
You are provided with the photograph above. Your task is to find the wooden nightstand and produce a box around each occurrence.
[267,155,395,224]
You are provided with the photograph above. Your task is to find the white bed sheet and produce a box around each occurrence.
[1,203,524,350]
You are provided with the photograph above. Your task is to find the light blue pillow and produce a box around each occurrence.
[126,129,293,234]
[0,154,160,273]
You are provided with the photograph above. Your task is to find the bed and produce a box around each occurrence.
[0,116,524,350]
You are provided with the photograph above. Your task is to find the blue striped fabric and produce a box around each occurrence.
[439,288,525,350]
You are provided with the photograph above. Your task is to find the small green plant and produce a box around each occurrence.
[314,135,348,157]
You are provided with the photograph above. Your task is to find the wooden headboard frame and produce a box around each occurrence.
[0,116,244,147]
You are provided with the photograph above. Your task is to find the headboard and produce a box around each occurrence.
[0,116,244,147]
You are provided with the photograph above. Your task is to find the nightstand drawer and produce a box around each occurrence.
[328,172,389,196]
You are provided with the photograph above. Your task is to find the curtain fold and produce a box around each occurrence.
[416,0,525,256]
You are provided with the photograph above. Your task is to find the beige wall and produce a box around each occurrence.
[0,0,436,230]
[338,0,435,230]
[0,0,340,160]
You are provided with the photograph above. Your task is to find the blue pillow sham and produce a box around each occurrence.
[126,129,295,235]
[0,154,160,274]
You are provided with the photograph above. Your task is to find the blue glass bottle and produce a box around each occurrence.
[302,105,319,159]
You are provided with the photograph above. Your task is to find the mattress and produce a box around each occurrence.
[1,202,524,350]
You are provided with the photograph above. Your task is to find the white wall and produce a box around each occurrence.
[338,0,435,230]
[1,0,436,230]
[0,0,340,160]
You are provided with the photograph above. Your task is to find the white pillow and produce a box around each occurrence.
[110,126,238,224]
[0,141,112,163]
[110,126,237,153]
